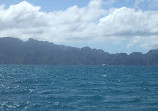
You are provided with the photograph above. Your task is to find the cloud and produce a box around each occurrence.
[0,0,158,50]
[99,7,158,37]
[128,36,158,49]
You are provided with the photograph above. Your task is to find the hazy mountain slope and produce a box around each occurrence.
[0,37,158,65]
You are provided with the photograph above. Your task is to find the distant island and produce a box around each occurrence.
[0,37,158,65]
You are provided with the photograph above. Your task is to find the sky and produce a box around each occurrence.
[0,0,158,54]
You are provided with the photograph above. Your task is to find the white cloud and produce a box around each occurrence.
[0,0,158,50]
[99,7,158,36]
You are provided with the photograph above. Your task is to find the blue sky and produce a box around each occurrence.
[0,0,90,11]
[0,0,158,54]
[1,0,158,10]
[1,0,158,11]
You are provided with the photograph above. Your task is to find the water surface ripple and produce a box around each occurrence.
[0,65,158,111]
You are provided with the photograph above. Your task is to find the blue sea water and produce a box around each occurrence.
[0,65,158,111]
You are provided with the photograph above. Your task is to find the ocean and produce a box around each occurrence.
[0,65,158,111]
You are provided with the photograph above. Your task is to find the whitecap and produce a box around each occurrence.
[29,89,34,92]
[101,75,107,77]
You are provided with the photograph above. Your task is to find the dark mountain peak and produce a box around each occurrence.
[0,37,23,43]
[130,52,143,56]
[0,37,15,40]
[96,49,107,54]
[147,49,158,54]
[81,46,91,50]
[27,38,41,43]
[28,38,36,41]
[26,38,56,48]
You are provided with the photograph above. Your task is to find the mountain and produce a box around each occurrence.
[0,37,158,65]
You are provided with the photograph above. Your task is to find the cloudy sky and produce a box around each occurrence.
[0,0,158,53]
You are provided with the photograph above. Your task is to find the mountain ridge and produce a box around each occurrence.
[0,37,158,65]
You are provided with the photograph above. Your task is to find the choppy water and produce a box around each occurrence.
[0,65,158,111]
